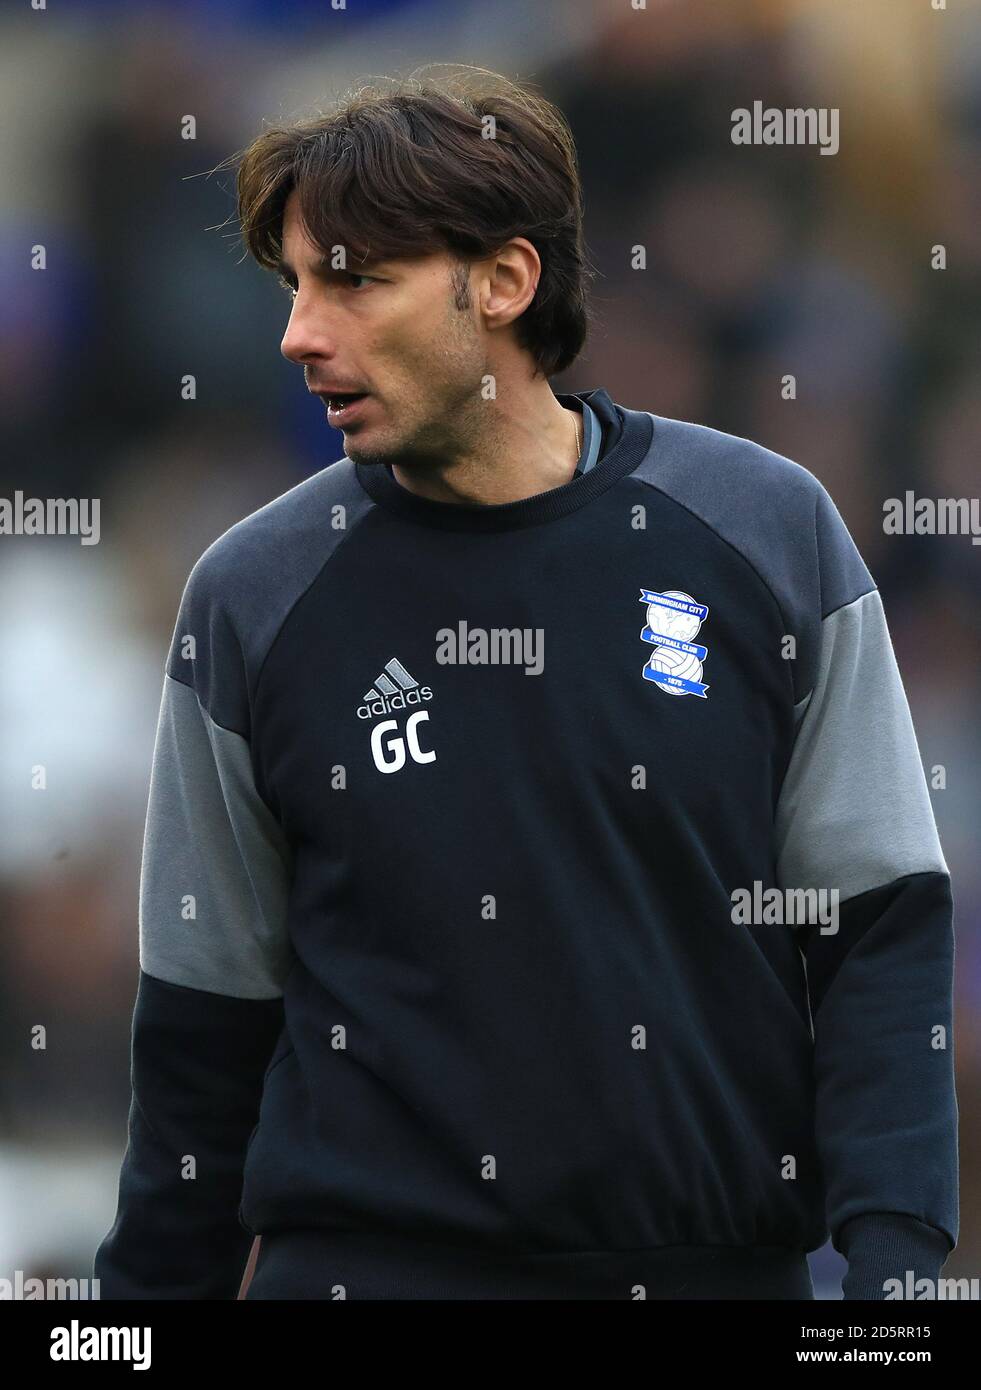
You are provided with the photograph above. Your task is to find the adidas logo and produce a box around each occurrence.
[357,657,434,720]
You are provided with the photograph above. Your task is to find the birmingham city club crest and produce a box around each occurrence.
[639,588,710,698]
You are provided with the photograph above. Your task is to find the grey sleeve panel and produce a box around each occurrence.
[139,673,293,998]
[141,459,376,998]
[165,459,375,737]
[774,587,948,901]
[635,415,875,701]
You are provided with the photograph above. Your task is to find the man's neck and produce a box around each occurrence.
[390,387,583,507]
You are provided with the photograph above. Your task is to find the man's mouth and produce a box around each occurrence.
[323,392,370,425]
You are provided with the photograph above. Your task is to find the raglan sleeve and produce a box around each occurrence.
[773,483,958,1301]
[94,545,294,1298]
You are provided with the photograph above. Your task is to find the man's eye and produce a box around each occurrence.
[277,272,373,297]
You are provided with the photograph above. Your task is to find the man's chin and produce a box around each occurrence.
[342,432,431,469]
[341,438,392,467]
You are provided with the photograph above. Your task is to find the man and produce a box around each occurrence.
[95,70,957,1300]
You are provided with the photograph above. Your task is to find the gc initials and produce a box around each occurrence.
[370,711,437,774]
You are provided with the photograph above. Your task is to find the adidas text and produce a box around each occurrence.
[358,687,433,720]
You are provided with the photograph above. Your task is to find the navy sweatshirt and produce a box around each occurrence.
[95,388,958,1299]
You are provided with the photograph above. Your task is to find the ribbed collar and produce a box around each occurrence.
[353,388,653,532]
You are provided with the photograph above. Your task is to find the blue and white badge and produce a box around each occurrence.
[639,588,710,698]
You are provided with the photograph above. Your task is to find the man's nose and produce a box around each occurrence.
[280,298,335,365]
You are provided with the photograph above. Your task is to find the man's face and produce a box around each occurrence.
[278,188,489,465]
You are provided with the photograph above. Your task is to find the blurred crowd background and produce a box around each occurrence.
[0,0,978,1300]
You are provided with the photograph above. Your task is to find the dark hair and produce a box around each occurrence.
[234,66,593,377]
